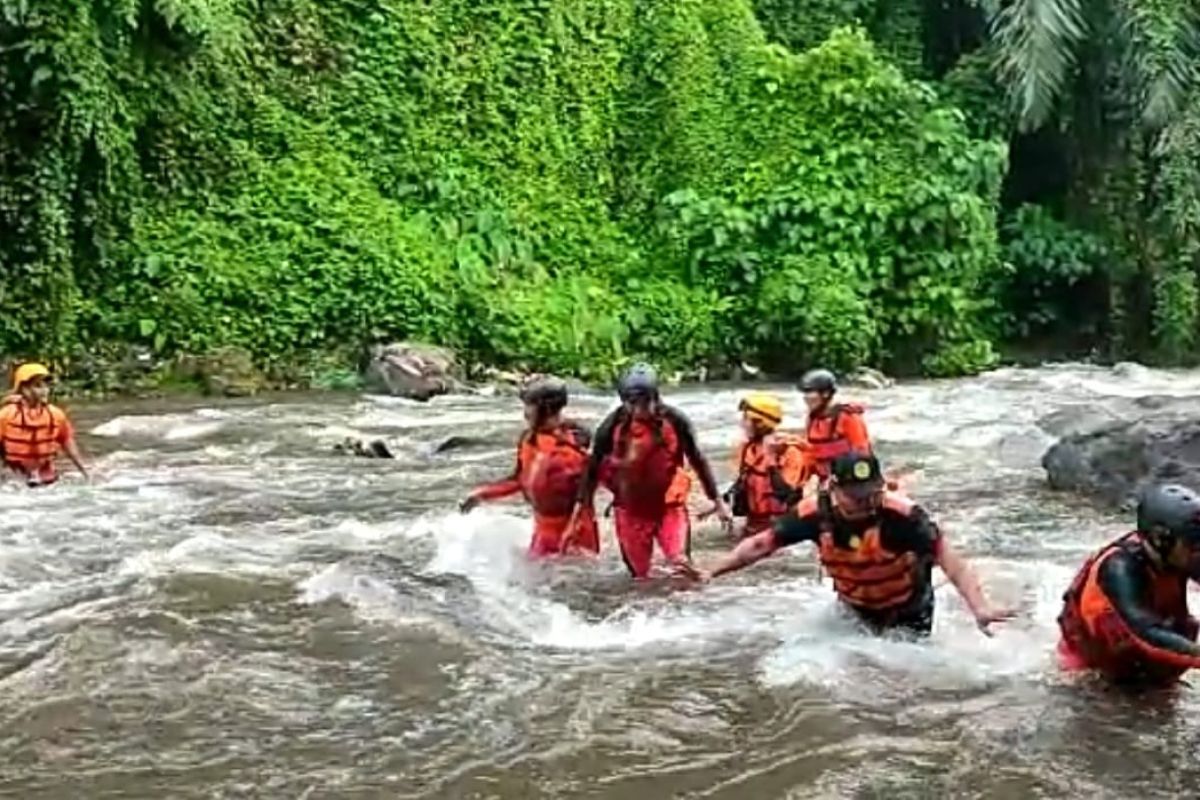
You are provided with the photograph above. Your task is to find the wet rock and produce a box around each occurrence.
[1036,405,1123,439]
[176,347,267,398]
[732,362,764,382]
[1042,406,1200,506]
[335,437,395,459]
[433,435,492,454]
[364,342,462,401]
[1111,361,1150,381]
[702,355,737,382]
[844,367,894,390]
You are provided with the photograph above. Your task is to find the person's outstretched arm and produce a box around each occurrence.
[705,512,819,579]
[55,413,89,480]
[937,534,1015,635]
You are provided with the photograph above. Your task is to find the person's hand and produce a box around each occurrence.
[669,559,709,582]
[459,494,481,514]
[713,499,734,529]
[974,605,1018,636]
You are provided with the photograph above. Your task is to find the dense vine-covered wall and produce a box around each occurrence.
[1,0,1003,382]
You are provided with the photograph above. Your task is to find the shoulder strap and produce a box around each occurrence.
[816,488,835,533]
[1064,533,1136,603]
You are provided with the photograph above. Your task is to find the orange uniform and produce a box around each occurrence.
[803,403,871,480]
[1058,532,1200,683]
[469,422,599,556]
[579,404,722,578]
[0,398,74,486]
[773,489,941,632]
[731,435,806,535]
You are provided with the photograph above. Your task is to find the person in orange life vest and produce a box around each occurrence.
[0,363,89,487]
[717,392,806,539]
[1057,483,1200,685]
[695,452,1014,636]
[459,377,599,557]
[798,369,871,483]
[569,363,731,579]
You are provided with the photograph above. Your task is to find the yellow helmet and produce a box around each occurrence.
[739,392,783,431]
[11,362,51,390]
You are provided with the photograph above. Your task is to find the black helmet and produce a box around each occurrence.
[799,368,837,394]
[617,362,659,402]
[520,376,568,416]
[1137,484,1200,545]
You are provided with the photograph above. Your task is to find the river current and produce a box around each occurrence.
[4,364,1200,799]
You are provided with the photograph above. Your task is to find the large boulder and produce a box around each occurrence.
[175,347,267,397]
[843,367,894,390]
[364,343,462,401]
[1042,401,1200,506]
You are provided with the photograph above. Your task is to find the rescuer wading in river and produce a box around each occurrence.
[692,452,1015,636]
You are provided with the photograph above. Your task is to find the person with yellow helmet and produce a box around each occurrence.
[0,362,89,486]
[711,391,806,538]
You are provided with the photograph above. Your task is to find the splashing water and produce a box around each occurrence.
[3,367,1200,798]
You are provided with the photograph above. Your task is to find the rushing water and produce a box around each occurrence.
[5,364,1200,799]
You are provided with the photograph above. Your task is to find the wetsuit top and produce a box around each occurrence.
[577,404,721,505]
[1094,544,1198,660]
[772,493,942,631]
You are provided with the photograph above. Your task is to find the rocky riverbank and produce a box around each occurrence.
[30,340,899,403]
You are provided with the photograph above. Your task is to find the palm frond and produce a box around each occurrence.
[1114,0,1200,128]
[988,0,1090,131]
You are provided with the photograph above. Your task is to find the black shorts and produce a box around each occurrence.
[843,587,935,637]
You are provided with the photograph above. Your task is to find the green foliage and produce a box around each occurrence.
[647,29,1007,375]
[83,146,462,367]
[753,0,925,74]
[2,0,1010,385]
[939,50,1012,141]
[1153,266,1199,364]
[756,254,879,371]
[997,204,1109,338]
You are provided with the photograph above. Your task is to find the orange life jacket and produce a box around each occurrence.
[0,400,69,484]
[804,403,867,477]
[1058,532,1193,681]
[602,412,689,513]
[796,490,922,612]
[517,424,590,518]
[734,434,805,519]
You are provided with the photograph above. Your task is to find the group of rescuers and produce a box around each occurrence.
[459,363,1200,688]
[7,360,1200,686]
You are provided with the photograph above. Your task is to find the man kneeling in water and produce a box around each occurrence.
[1058,483,1200,685]
[695,452,1014,636]
[459,377,599,557]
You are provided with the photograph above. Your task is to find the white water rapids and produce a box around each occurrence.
[4,363,1200,798]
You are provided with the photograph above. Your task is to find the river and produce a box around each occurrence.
[4,363,1200,799]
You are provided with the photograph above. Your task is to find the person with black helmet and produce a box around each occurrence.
[1057,483,1200,684]
[459,376,599,558]
[693,451,1015,636]
[569,363,730,579]
[798,368,872,484]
